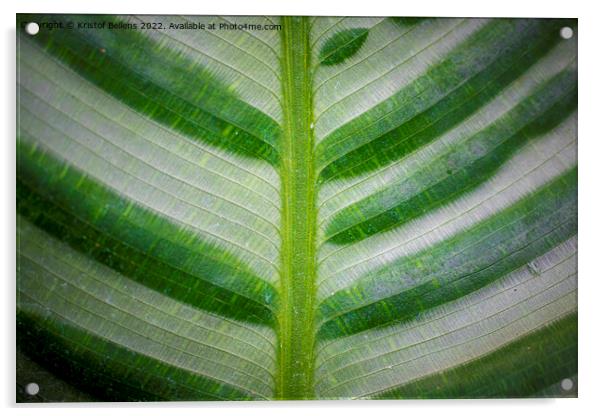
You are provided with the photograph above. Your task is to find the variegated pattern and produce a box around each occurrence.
[17,15,577,401]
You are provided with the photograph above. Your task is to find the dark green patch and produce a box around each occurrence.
[17,348,97,402]
[376,314,577,398]
[390,17,428,27]
[319,28,369,66]
[17,312,257,401]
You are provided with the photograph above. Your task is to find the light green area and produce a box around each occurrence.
[277,16,317,399]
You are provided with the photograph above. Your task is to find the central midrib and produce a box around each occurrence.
[277,16,317,399]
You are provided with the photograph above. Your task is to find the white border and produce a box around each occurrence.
[3,1,601,415]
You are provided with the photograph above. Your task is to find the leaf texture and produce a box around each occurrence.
[17,14,577,400]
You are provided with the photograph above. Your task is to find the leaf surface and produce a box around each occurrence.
[17,14,577,400]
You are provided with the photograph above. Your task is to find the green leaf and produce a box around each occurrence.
[17,14,577,401]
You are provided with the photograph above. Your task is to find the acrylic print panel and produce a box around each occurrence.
[16,14,577,401]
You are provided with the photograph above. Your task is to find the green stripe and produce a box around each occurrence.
[18,140,278,318]
[318,168,577,338]
[375,313,577,398]
[325,67,576,244]
[18,179,275,324]
[18,14,281,165]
